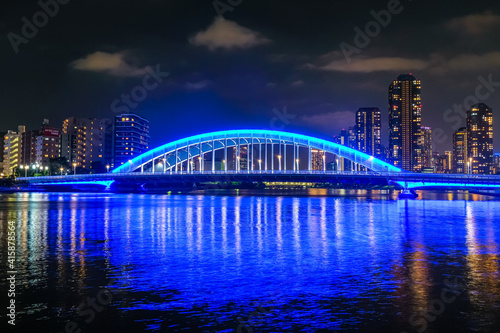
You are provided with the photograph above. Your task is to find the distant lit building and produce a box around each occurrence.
[355,107,381,158]
[2,126,25,176]
[61,117,113,171]
[21,119,61,168]
[420,126,432,169]
[0,132,5,175]
[467,103,493,174]
[444,151,453,173]
[433,152,452,174]
[337,127,356,171]
[36,126,61,166]
[113,114,150,167]
[240,146,248,170]
[494,153,500,174]
[453,127,468,174]
[311,149,324,171]
[389,74,423,171]
[432,152,442,173]
[21,129,39,166]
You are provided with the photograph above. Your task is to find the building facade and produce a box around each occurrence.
[337,127,356,171]
[61,117,113,171]
[420,126,432,169]
[21,119,61,168]
[494,153,500,174]
[2,126,25,176]
[37,125,61,166]
[453,127,468,174]
[467,103,493,174]
[434,152,452,174]
[355,107,382,158]
[389,74,423,172]
[311,149,324,171]
[21,129,39,166]
[113,114,150,167]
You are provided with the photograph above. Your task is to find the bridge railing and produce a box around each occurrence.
[19,170,387,182]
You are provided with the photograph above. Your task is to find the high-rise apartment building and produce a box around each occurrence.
[444,151,453,173]
[467,103,493,174]
[355,107,381,158]
[453,127,468,174]
[311,149,324,171]
[22,119,61,167]
[61,117,113,171]
[21,129,39,166]
[2,126,25,176]
[420,126,432,169]
[337,127,356,171]
[494,153,500,174]
[113,114,150,167]
[389,74,423,171]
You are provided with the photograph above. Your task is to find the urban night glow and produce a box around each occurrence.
[1,1,500,332]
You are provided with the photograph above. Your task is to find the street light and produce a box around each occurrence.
[222,159,226,172]
[237,156,241,172]
[296,158,299,172]
[468,157,473,174]
[60,167,64,175]
[278,155,282,171]
[258,159,262,172]
[323,154,326,172]
[44,166,49,176]
[106,165,110,173]
[73,163,77,175]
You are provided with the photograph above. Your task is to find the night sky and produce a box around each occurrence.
[1,0,500,153]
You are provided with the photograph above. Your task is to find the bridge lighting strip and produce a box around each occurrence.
[396,181,500,189]
[33,180,115,188]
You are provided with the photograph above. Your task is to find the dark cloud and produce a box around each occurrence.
[71,51,149,77]
[445,11,500,35]
[189,18,271,50]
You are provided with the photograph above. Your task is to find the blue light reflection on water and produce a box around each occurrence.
[0,192,499,332]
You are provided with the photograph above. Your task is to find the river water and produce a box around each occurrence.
[1,191,499,332]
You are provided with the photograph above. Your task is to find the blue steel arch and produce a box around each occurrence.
[112,129,401,173]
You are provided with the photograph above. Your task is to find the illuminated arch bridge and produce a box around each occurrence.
[19,129,500,195]
[113,129,400,174]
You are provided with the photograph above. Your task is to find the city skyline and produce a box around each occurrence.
[1,92,497,175]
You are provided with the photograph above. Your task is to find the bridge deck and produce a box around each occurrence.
[17,171,500,190]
